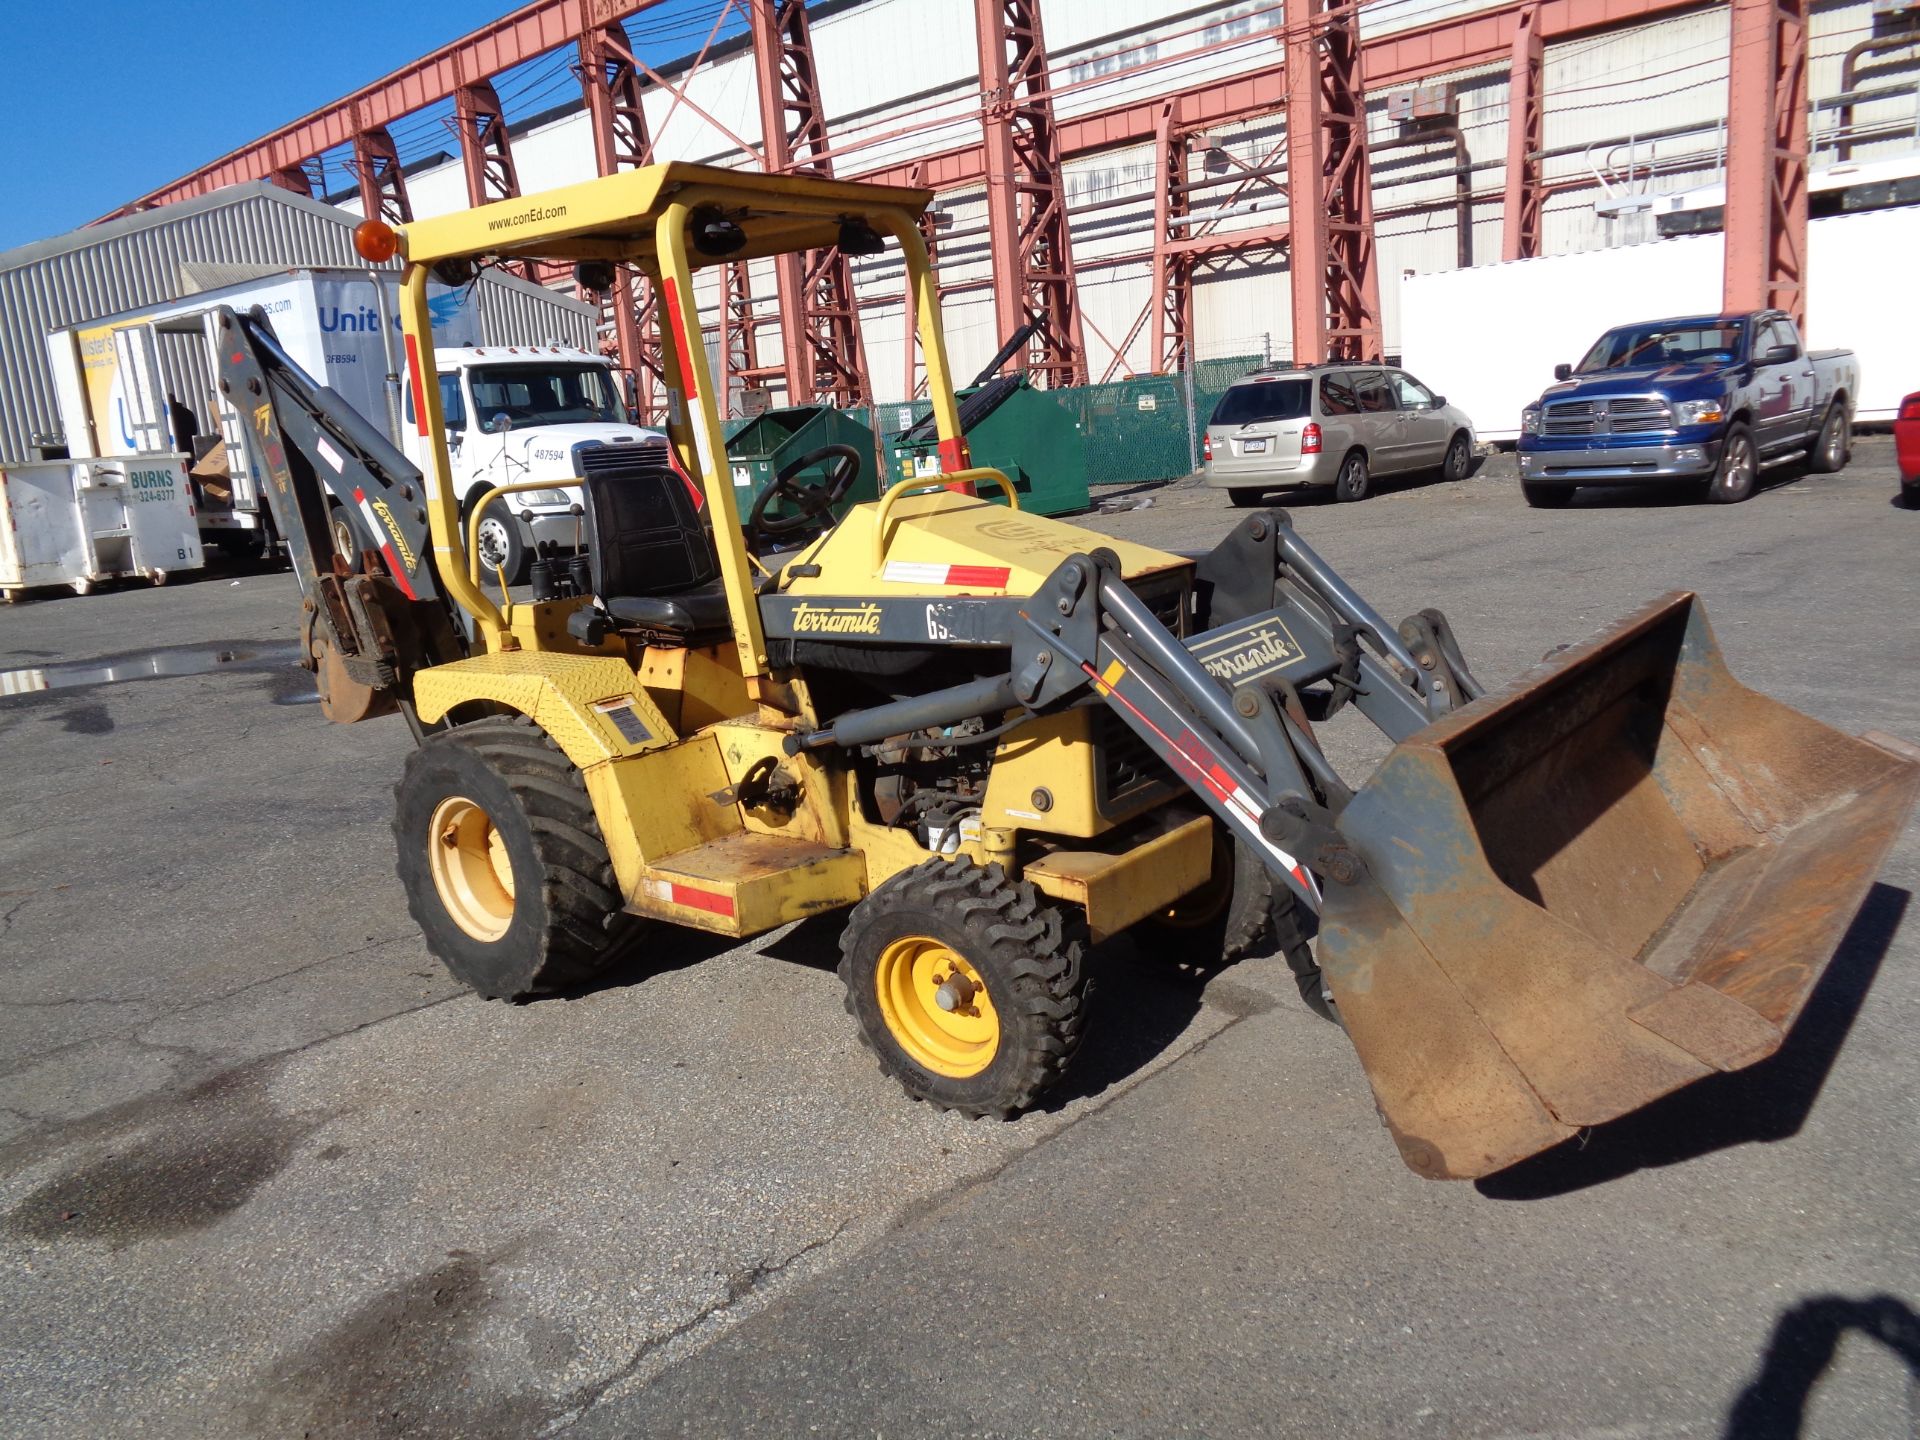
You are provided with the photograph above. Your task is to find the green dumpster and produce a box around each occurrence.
[883,375,1089,517]
[722,404,878,527]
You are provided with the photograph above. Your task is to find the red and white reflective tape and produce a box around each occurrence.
[881,560,1011,589]
[351,486,417,600]
[642,876,735,919]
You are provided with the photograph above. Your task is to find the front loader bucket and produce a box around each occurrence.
[1319,593,1920,1181]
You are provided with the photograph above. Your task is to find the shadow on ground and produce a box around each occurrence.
[1724,1292,1920,1439]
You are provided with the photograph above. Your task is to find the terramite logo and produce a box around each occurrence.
[792,602,882,635]
[1193,617,1306,683]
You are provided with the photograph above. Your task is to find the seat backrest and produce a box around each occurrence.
[579,446,719,599]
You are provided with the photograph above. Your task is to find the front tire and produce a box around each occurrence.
[1333,450,1371,503]
[1522,482,1574,508]
[1440,431,1473,482]
[1807,403,1850,474]
[393,716,634,999]
[1709,424,1757,504]
[839,858,1088,1117]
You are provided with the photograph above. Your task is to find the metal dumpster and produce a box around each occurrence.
[1,456,204,601]
[884,374,1090,516]
[723,404,878,528]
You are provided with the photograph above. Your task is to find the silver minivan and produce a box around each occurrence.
[1202,364,1477,504]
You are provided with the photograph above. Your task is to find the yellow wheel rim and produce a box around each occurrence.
[426,795,516,942]
[873,936,1000,1079]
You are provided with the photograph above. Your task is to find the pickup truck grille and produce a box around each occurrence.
[1542,396,1673,435]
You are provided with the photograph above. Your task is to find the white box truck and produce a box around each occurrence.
[44,268,659,580]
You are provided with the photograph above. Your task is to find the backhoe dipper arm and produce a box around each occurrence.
[212,305,466,720]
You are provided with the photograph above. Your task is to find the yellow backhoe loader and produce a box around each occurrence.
[213,164,1919,1180]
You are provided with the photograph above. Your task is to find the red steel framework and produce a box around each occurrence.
[578,14,665,417]
[749,0,871,407]
[110,0,1808,388]
[1501,4,1545,262]
[974,0,1088,385]
[1723,0,1809,332]
[351,121,413,225]
[1285,0,1382,363]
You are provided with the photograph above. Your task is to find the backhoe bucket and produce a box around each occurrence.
[1318,593,1919,1180]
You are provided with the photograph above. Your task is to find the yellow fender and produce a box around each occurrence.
[412,652,674,769]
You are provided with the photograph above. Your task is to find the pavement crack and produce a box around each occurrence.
[542,1219,852,1435]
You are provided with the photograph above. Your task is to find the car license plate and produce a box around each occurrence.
[1242,438,1268,454]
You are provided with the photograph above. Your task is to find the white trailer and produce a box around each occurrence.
[1400,204,1920,442]
[43,269,481,555]
[0,454,202,601]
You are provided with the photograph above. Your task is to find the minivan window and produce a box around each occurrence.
[1320,372,1358,416]
[1210,379,1312,426]
[1353,371,1396,413]
[1390,372,1436,409]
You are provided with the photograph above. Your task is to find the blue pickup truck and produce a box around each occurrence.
[1517,310,1858,507]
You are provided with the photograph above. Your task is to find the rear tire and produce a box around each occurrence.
[1139,833,1333,1022]
[1807,403,1850,474]
[839,858,1088,1117]
[1333,450,1371,503]
[1709,423,1757,504]
[393,716,634,999]
[1522,482,1574,508]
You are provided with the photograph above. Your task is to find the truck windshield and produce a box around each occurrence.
[469,364,622,432]
[1211,379,1312,425]
[1576,319,1745,373]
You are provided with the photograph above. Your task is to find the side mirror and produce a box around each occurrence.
[1429,394,1447,409]
[1759,343,1799,364]
[1553,363,1573,382]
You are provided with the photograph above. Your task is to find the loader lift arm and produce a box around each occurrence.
[213,305,466,722]
[786,507,1488,919]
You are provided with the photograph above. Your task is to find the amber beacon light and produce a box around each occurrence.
[354,219,401,264]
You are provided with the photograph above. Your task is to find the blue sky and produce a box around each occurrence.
[0,0,748,253]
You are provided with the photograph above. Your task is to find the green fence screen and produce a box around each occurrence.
[866,352,1264,492]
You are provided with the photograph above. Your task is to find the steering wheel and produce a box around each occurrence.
[748,443,864,543]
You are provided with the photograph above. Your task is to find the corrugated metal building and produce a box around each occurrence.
[0,183,594,462]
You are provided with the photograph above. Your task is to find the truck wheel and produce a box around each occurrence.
[1807,403,1850,474]
[468,493,528,586]
[1333,450,1371,502]
[1139,832,1334,1021]
[328,501,364,568]
[1522,482,1573,509]
[393,716,634,999]
[839,858,1088,1118]
[1709,424,1757,504]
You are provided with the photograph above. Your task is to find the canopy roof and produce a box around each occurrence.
[398,162,933,269]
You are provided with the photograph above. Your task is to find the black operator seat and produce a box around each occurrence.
[578,449,732,640]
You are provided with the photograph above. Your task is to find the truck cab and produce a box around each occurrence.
[402,346,664,582]
[1517,310,1857,506]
